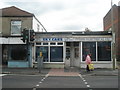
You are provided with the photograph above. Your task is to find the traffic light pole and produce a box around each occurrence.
[21,29,35,67]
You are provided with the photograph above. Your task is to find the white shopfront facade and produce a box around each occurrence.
[33,32,113,68]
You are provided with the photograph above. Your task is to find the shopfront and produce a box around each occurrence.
[34,31,113,68]
[1,37,32,68]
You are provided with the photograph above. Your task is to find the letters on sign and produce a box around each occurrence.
[43,38,62,41]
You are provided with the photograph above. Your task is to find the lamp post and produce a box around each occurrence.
[111,0,116,70]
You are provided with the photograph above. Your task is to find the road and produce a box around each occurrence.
[1,73,118,90]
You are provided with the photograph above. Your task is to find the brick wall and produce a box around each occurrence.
[103,5,120,61]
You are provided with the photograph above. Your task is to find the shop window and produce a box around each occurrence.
[11,20,21,35]
[50,47,63,62]
[10,45,27,60]
[98,42,111,61]
[50,42,56,45]
[36,46,48,62]
[74,42,79,58]
[82,42,96,61]
[43,43,48,45]
[36,43,41,45]
[57,42,63,45]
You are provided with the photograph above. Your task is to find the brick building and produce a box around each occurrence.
[103,4,120,62]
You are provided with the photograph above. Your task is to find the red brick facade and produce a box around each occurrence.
[103,5,120,61]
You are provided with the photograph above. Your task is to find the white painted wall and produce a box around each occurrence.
[33,17,44,32]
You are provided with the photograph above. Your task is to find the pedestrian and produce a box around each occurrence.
[85,54,92,72]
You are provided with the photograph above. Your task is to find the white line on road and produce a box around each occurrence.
[39,82,42,83]
[0,74,7,77]
[41,79,44,81]
[83,80,86,81]
[85,82,88,84]
[36,84,39,87]
[87,85,90,87]
[79,74,91,88]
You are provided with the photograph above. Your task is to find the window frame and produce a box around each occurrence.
[11,20,22,36]
[97,41,111,61]
[81,41,112,62]
[35,42,64,63]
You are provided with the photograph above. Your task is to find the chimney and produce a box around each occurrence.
[118,1,120,6]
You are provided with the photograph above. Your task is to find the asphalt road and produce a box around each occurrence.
[82,75,118,88]
[2,74,119,90]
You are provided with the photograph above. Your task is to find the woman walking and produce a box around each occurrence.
[85,54,92,72]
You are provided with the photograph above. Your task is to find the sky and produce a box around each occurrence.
[0,0,119,32]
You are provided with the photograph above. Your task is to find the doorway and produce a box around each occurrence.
[66,42,80,67]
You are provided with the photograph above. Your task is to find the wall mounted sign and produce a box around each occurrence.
[43,38,63,41]
[36,37,112,42]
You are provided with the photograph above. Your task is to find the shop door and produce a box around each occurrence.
[66,42,80,67]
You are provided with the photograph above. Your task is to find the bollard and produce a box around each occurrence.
[37,56,43,73]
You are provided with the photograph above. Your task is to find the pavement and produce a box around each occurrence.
[1,67,50,76]
[79,68,119,76]
[1,67,119,76]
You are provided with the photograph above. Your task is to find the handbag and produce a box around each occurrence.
[88,64,94,70]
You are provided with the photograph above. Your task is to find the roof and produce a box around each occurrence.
[0,6,34,17]
[36,31,112,36]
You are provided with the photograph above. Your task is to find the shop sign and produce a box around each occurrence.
[43,38,63,41]
[63,37,112,41]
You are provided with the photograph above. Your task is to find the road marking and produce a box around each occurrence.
[41,79,44,81]
[83,80,86,81]
[43,77,46,80]
[45,74,49,77]
[36,84,39,87]
[35,73,49,88]
[87,85,90,87]
[39,82,42,83]
[0,74,7,77]
[85,82,88,84]
[79,74,91,88]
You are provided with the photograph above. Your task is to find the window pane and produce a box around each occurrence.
[43,43,48,45]
[50,43,56,45]
[75,47,79,58]
[11,25,21,34]
[36,46,48,62]
[11,21,21,25]
[82,42,96,61]
[58,43,63,45]
[50,47,63,62]
[11,21,21,35]
[9,45,27,61]
[66,48,70,59]
[36,43,41,45]
[98,42,111,61]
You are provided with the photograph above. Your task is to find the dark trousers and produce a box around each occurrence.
[86,65,90,71]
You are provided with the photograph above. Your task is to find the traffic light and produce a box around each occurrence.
[30,30,35,41]
[21,29,35,43]
[21,29,26,43]
[25,30,29,41]
[21,28,29,43]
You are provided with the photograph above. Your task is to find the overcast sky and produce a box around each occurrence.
[0,0,119,32]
